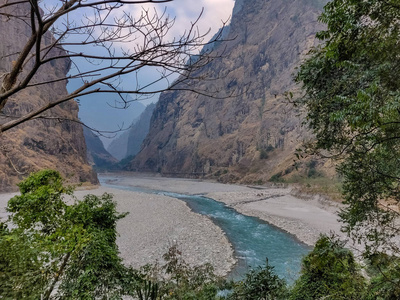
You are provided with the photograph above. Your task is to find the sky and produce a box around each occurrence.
[60,0,236,146]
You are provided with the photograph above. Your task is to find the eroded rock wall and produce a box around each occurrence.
[130,0,327,183]
[0,1,97,191]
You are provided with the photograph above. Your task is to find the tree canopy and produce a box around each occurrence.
[0,170,132,299]
[295,0,400,254]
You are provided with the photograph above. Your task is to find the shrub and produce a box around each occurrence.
[227,260,288,300]
[259,149,269,160]
[269,172,284,182]
[290,234,366,300]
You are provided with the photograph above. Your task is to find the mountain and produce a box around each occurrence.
[83,127,118,170]
[106,102,146,160]
[126,103,156,158]
[129,0,327,183]
[0,1,98,191]
[106,130,131,161]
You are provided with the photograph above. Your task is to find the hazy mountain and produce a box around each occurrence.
[106,102,146,160]
[126,103,156,158]
[83,127,118,170]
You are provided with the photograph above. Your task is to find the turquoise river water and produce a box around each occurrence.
[100,176,310,282]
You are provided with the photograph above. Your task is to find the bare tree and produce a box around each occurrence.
[0,0,227,133]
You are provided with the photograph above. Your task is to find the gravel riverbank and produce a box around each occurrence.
[0,185,236,276]
[0,173,347,276]
[104,173,346,247]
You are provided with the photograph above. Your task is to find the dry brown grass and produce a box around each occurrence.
[287,175,343,202]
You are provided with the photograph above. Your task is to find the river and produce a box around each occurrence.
[100,175,310,282]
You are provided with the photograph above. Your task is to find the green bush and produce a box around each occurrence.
[269,172,284,182]
[132,244,227,300]
[227,261,288,300]
[290,234,366,300]
[364,253,400,299]
[259,149,269,160]
[0,170,132,299]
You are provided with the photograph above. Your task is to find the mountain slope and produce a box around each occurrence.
[83,127,118,170]
[126,103,156,158]
[106,102,146,160]
[129,0,326,183]
[0,1,98,191]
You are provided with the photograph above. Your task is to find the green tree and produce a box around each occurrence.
[0,170,133,299]
[132,244,226,300]
[227,261,288,300]
[290,235,366,300]
[295,0,400,254]
[364,253,400,300]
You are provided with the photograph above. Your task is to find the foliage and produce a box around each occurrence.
[295,0,400,252]
[227,261,288,300]
[364,253,400,299]
[269,172,284,183]
[289,234,366,300]
[133,244,227,300]
[259,149,269,160]
[0,170,133,299]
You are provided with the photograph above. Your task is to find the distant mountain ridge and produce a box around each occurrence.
[106,102,146,160]
[83,127,118,170]
[107,103,155,161]
[129,0,327,183]
[126,103,156,158]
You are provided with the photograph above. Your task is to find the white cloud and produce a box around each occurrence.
[130,0,234,42]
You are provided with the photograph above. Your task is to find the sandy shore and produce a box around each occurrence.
[207,188,344,247]
[0,185,235,276]
[104,173,346,247]
[0,173,347,276]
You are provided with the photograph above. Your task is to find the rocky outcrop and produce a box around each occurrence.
[130,0,327,183]
[83,127,118,170]
[0,1,98,191]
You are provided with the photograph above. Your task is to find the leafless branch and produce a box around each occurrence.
[0,0,232,132]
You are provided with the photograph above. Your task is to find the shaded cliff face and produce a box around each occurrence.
[106,102,145,160]
[0,1,98,191]
[83,127,118,170]
[130,0,327,183]
[126,103,156,158]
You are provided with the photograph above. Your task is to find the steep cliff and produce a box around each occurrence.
[0,1,98,191]
[83,127,118,170]
[106,101,145,160]
[126,103,156,158]
[130,0,327,183]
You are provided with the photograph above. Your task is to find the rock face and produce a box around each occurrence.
[0,1,98,191]
[83,127,118,170]
[106,102,146,161]
[126,103,156,159]
[130,0,326,183]
[107,103,155,161]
